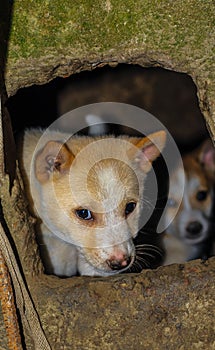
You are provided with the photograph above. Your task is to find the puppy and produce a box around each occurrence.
[18,128,166,276]
[164,139,215,265]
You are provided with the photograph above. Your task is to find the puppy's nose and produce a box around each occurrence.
[186,221,203,235]
[106,254,131,270]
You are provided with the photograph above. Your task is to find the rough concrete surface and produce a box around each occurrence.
[29,258,215,350]
[0,0,215,349]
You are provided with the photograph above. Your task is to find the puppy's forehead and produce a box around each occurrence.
[98,166,125,202]
[87,159,139,201]
[97,166,120,188]
[186,175,202,191]
[186,168,208,190]
[172,167,203,195]
[184,156,210,187]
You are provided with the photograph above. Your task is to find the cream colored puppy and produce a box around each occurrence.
[19,128,166,276]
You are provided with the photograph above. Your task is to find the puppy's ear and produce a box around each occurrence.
[35,141,74,183]
[129,131,166,173]
[198,139,215,177]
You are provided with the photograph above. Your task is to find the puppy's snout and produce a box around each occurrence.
[186,221,203,236]
[106,253,131,271]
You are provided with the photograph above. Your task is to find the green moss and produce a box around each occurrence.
[8,0,215,61]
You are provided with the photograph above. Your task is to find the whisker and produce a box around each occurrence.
[138,252,157,259]
[135,243,163,249]
[135,246,163,254]
[134,259,144,270]
[127,262,139,273]
[135,256,151,268]
[139,198,155,209]
[135,243,161,248]
[136,251,163,259]
[127,260,148,272]
[139,192,168,211]
[136,255,150,265]
[135,244,164,256]
[135,263,141,272]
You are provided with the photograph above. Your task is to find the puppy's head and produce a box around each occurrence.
[166,139,215,247]
[33,131,166,275]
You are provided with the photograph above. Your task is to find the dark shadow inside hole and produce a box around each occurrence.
[7,64,208,152]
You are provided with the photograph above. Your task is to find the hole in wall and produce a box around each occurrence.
[6,63,214,276]
[7,64,208,151]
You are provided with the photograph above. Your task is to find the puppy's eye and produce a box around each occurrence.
[125,202,136,216]
[196,190,208,201]
[76,209,93,220]
[167,198,177,208]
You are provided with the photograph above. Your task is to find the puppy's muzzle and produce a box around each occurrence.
[106,254,132,271]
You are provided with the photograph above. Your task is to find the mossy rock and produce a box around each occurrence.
[5,0,215,136]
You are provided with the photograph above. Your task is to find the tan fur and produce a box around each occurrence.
[18,128,166,276]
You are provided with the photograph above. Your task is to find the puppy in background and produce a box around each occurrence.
[18,128,166,277]
[164,139,215,265]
